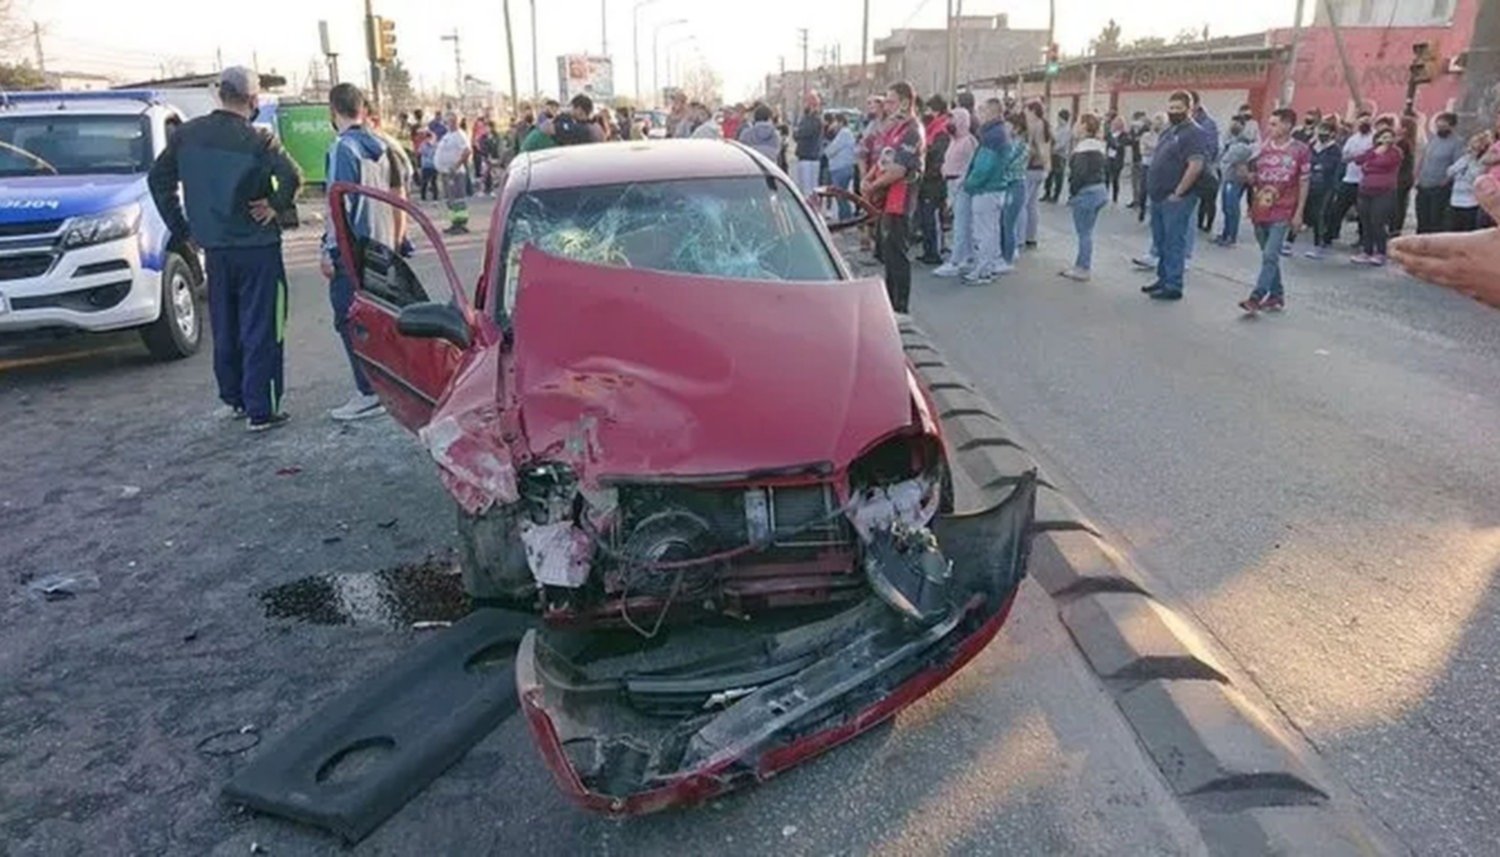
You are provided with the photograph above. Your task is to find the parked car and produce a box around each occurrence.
[327,139,1037,814]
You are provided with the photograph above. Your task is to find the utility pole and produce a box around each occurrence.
[633,0,661,103]
[364,0,381,108]
[529,0,540,103]
[32,21,45,74]
[1456,0,1500,136]
[945,0,954,97]
[798,28,809,102]
[1321,0,1364,112]
[503,0,519,117]
[601,0,608,57]
[953,0,964,94]
[860,0,869,97]
[441,30,464,108]
[216,47,224,73]
[1043,0,1055,111]
[1281,0,1308,106]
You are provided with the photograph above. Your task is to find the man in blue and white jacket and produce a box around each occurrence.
[320,83,404,422]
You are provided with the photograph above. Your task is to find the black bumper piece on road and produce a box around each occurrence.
[222,608,534,843]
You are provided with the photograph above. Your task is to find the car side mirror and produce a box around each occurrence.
[815,186,879,232]
[396,301,472,349]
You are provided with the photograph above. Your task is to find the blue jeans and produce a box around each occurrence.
[330,264,374,396]
[1001,180,1025,263]
[1151,196,1194,293]
[1252,222,1290,299]
[829,166,855,220]
[1068,184,1108,270]
[1220,182,1246,243]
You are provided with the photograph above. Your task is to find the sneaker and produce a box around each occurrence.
[330,393,386,422]
[1370,254,1387,266]
[962,271,994,286]
[991,261,1015,276]
[444,223,470,235]
[1238,295,1262,315]
[916,254,944,265]
[1303,247,1326,259]
[213,403,247,420]
[1059,267,1091,282]
[1024,240,1038,249]
[1141,282,1165,294]
[1260,295,1285,312]
[1149,289,1184,301]
[247,412,291,433]
[1350,253,1374,265]
[933,262,965,278]
[1279,243,1293,257]
[1132,255,1158,270]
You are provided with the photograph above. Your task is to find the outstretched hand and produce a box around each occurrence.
[1389,176,1500,297]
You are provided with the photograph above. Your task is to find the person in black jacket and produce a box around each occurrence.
[148,67,302,432]
[916,95,951,265]
[1296,119,1345,258]
[793,92,825,200]
[1060,113,1110,281]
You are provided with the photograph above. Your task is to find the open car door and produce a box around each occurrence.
[328,182,478,432]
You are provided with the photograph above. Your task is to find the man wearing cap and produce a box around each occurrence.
[148,67,302,432]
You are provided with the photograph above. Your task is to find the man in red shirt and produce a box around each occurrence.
[862,81,924,313]
[1240,108,1310,314]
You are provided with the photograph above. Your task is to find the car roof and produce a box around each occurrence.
[0,101,151,117]
[518,139,773,192]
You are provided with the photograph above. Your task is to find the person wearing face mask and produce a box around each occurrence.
[1350,126,1403,265]
[148,66,303,432]
[1414,112,1463,234]
[1298,120,1345,258]
[1141,91,1209,301]
[1324,112,1374,247]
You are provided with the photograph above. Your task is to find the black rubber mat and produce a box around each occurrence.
[223,608,533,842]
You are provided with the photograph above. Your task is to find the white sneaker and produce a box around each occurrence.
[962,271,994,286]
[1059,267,1091,282]
[1132,255,1157,270]
[330,393,386,422]
[992,261,1015,275]
[934,262,964,278]
[213,403,247,420]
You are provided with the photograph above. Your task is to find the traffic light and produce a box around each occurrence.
[372,16,398,65]
[1409,42,1439,85]
[1045,42,1060,77]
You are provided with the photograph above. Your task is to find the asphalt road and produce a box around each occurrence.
[896,200,1500,856]
[0,199,1206,855]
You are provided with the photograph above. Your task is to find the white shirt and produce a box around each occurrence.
[434,129,471,173]
[1341,132,1373,184]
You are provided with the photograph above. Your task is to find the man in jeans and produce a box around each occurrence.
[863,81,924,313]
[793,91,824,200]
[1042,108,1072,202]
[1239,108,1310,314]
[1143,91,1207,301]
[1414,112,1463,234]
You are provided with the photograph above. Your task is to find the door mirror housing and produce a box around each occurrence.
[396,301,472,349]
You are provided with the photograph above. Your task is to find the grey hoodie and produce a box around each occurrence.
[739,121,782,163]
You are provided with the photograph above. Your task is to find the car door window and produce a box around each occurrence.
[341,193,458,311]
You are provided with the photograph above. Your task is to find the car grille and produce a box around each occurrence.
[0,219,64,238]
[615,482,849,552]
[0,253,55,281]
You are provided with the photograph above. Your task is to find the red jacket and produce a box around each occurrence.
[1354,145,1402,194]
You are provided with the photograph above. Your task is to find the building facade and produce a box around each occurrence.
[875,15,1048,100]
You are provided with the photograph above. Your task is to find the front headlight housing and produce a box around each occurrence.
[62,204,141,249]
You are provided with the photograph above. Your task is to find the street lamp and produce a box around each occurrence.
[664,35,696,89]
[632,0,662,101]
[530,0,540,103]
[652,18,688,106]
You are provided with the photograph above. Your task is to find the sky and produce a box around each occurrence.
[30,0,1303,103]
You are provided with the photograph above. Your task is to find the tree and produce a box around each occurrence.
[384,60,414,114]
[1172,28,1202,46]
[678,63,722,105]
[0,62,44,90]
[1125,36,1167,53]
[1090,19,1122,57]
[0,0,44,89]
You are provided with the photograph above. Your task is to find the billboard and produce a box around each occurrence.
[557,55,614,103]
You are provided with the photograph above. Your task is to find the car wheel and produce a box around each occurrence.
[140,253,202,360]
[455,503,536,604]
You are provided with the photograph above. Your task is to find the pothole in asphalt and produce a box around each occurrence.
[257,553,472,629]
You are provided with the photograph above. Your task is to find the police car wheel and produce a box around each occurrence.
[141,254,202,361]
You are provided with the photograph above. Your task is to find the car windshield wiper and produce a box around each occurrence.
[0,140,58,175]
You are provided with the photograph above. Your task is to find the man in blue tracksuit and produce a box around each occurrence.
[320,83,402,422]
[148,67,302,432]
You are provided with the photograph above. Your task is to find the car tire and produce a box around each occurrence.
[455,503,536,604]
[140,253,202,360]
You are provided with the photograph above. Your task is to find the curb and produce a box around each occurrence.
[901,319,1392,856]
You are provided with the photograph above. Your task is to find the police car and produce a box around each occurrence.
[0,90,203,359]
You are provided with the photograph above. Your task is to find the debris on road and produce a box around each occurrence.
[27,571,101,600]
[198,724,262,757]
[275,466,303,477]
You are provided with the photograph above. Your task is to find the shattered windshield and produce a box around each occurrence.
[499,175,839,315]
[0,114,152,177]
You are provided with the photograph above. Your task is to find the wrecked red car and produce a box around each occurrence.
[329,140,1036,814]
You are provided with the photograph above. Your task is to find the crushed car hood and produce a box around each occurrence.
[511,246,913,482]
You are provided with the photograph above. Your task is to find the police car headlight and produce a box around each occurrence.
[62,204,142,249]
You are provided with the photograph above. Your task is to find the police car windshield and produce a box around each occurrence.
[0,114,151,177]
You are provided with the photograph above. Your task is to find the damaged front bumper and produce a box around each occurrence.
[516,472,1037,814]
